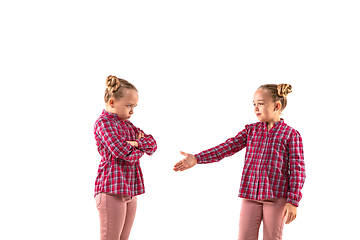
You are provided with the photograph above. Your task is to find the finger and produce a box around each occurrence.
[288,214,296,224]
[175,161,187,169]
[174,161,183,168]
[286,214,295,224]
[174,165,187,171]
[179,164,189,171]
[174,160,188,171]
[173,165,182,171]
[180,151,188,157]
[285,215,290,224]
[282,208,287,218]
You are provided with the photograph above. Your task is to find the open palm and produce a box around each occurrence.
[173,151,197,171]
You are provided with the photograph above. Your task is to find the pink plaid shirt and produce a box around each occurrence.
[94,110,157,197]
[195,119,305,207]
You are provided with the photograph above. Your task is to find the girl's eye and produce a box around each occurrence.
[259,103,264,105]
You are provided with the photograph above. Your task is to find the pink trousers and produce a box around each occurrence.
[238,198,287,240]
[95,193,137,240]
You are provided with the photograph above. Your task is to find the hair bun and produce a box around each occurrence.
[106,75,121,93]
[277,84,292,97]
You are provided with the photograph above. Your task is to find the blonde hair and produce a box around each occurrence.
[258,84,292,111]
[104,75,137,102]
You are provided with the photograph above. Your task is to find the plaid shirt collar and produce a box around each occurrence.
[102,109,124,122]
[261,118,285,131]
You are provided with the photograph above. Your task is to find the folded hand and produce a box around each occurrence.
[126,141,138,148]
[126,131,144,148]
[136,131,144,140]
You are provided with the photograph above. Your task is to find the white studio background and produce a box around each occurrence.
[0,1,359,239]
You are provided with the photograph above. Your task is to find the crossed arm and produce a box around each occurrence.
[126,131,144,148]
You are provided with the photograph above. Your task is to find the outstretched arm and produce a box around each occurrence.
[173,127,248,171]
[173,151,197,171]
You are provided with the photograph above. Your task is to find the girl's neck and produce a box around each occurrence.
[266,117,281,131]
[105,105,114,113]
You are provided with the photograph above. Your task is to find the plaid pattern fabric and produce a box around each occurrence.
[195,119,305,207]
[94,110,157,197]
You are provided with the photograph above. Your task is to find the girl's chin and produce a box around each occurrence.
[256,117,267,122]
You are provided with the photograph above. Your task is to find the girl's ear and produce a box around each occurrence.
[108,98,114,108]
[275,102,281,111]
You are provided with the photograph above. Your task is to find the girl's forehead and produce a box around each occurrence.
[253,89,270,100]
[122,89,139,101]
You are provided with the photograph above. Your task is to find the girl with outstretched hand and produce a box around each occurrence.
[174,84,305,240]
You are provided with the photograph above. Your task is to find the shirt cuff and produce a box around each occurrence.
[287,193,300,207]
[194,154,202,164]
[135,139,143,150]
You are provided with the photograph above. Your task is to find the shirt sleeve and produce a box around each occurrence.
[287,130,306,207]
[195,128,248,164]
[134,129,157,156]
[96,118,144,164]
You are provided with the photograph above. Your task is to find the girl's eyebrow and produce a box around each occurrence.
[253,99,264,102]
